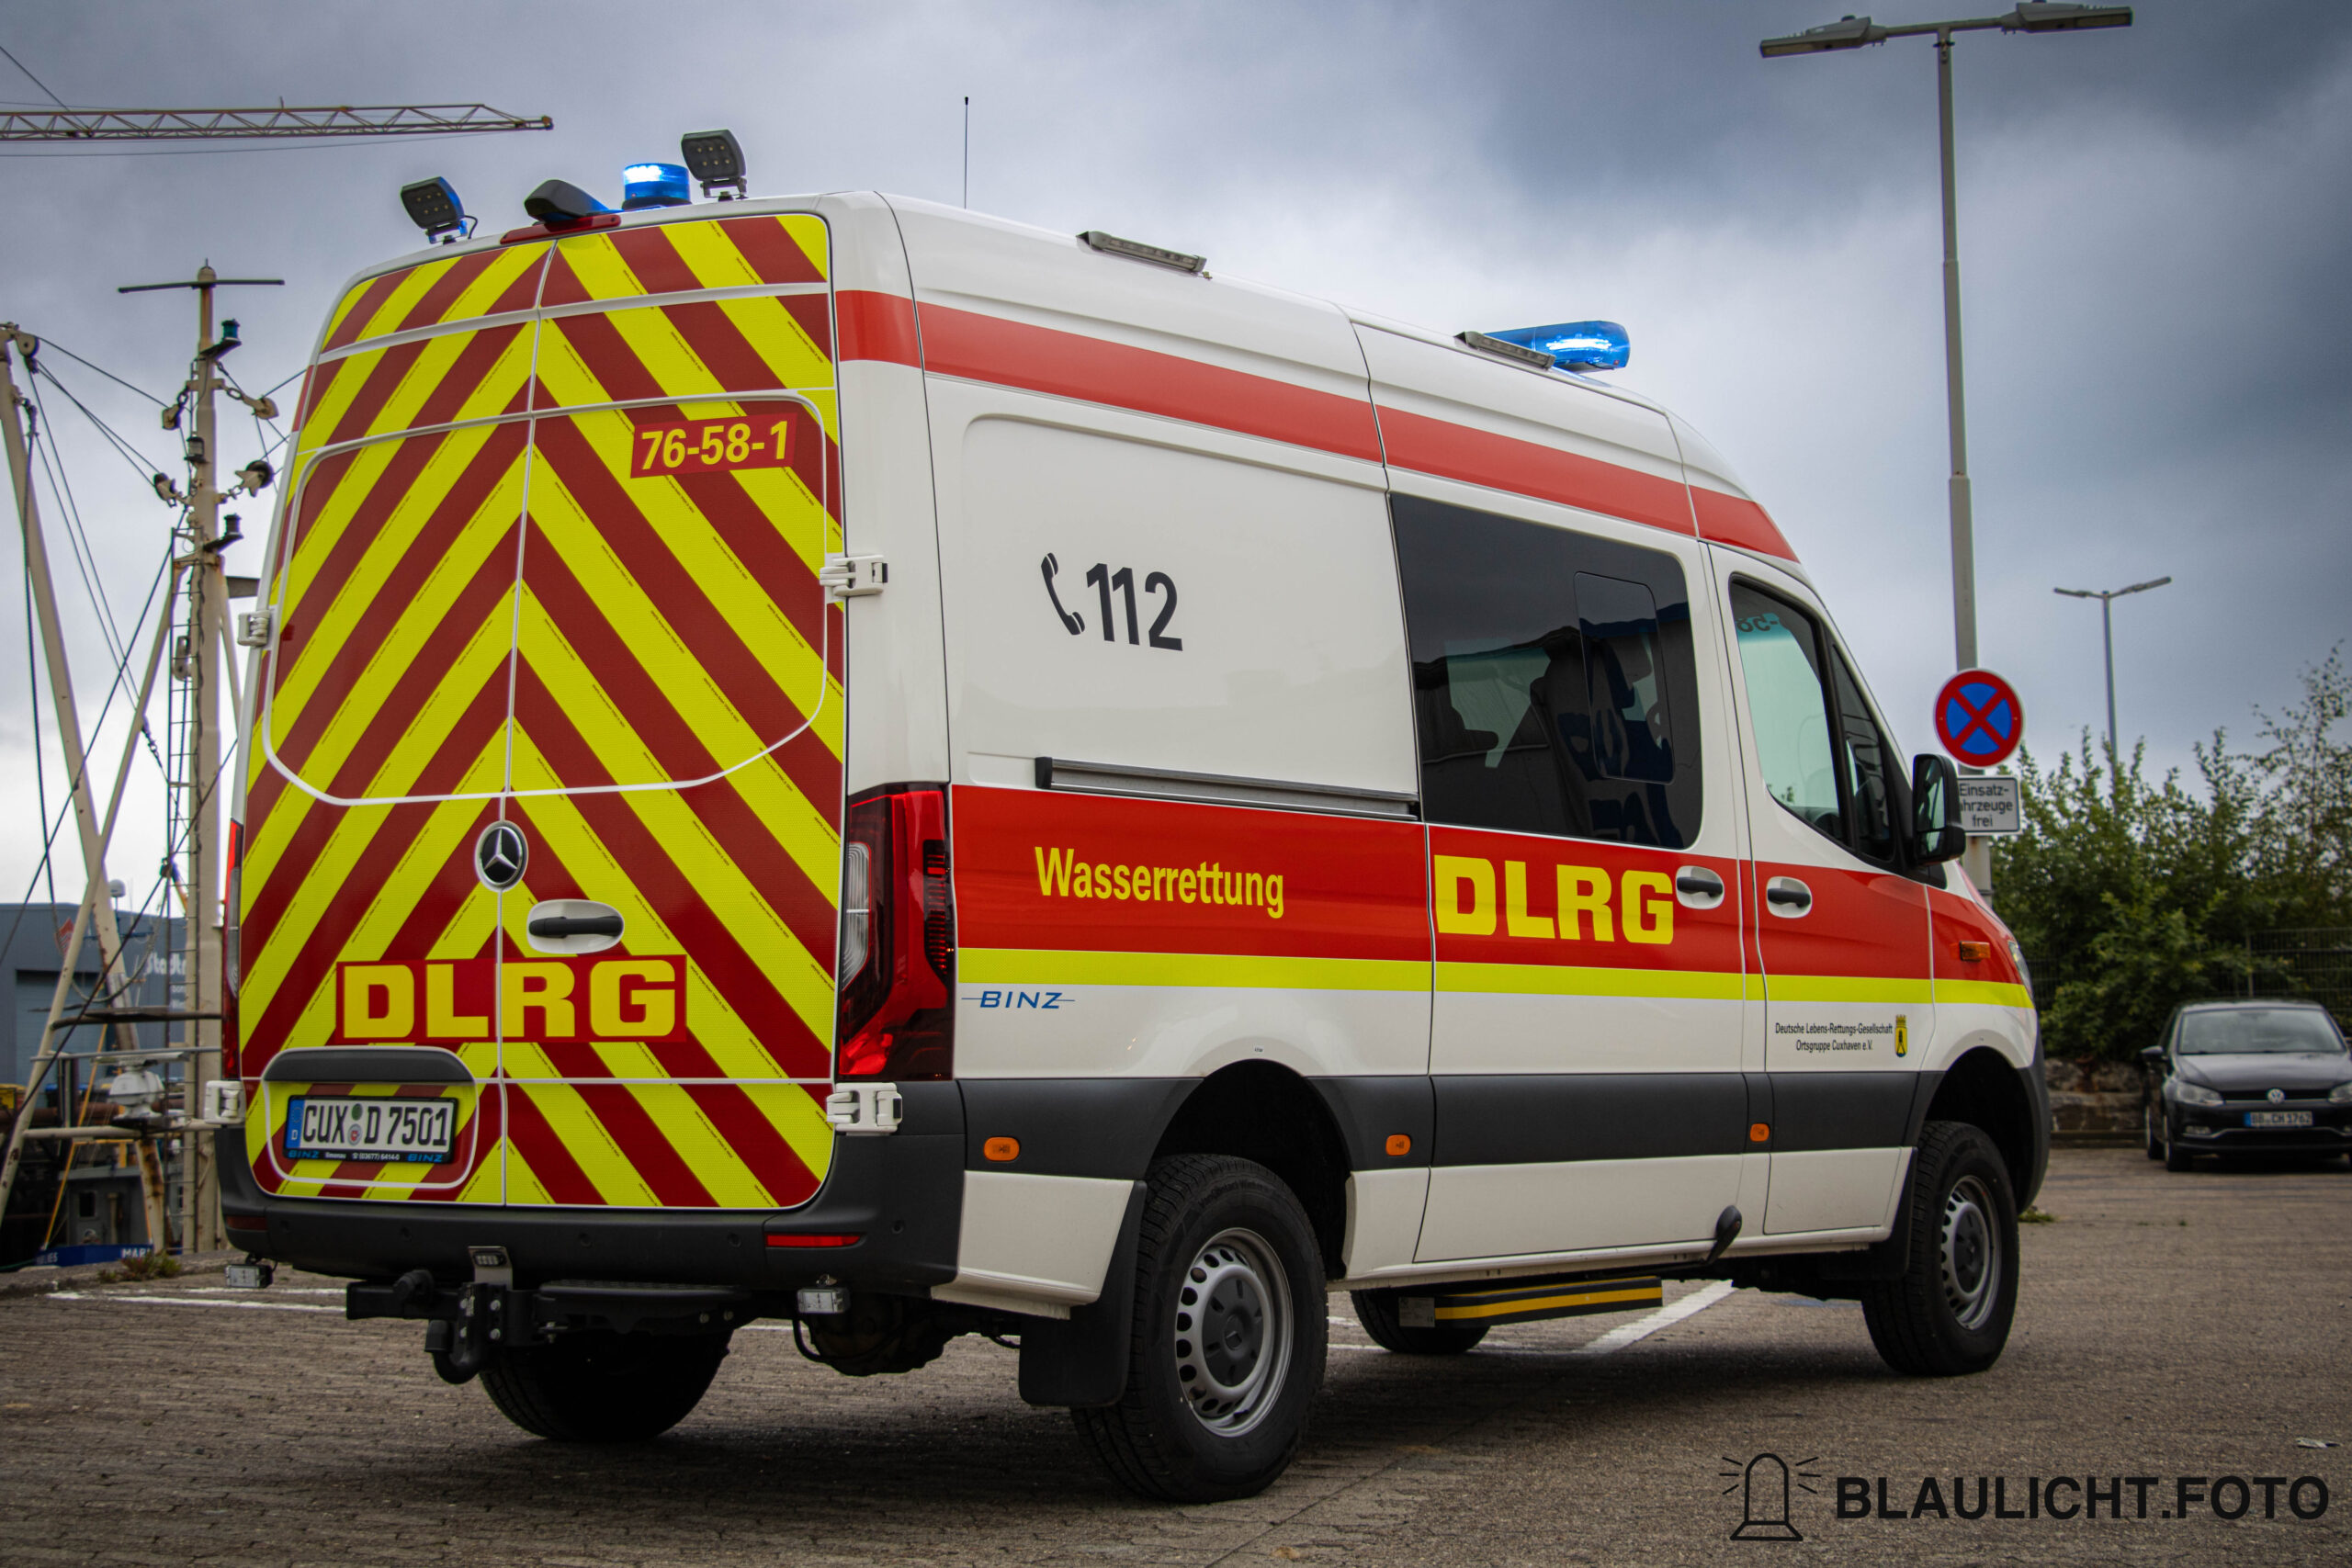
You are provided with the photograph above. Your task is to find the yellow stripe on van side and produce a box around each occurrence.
[958,948,1431,993]
[1437,960,1745,1001]
[1763,974,1938,1006]
[1935,978,2035,1009]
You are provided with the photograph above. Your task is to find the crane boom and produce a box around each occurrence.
[0,104,551,141]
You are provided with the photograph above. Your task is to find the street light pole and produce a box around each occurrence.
[1762,2,2132,894]
[2053,577,2170,754]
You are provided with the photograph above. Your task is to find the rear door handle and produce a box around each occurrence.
[529,914,624,939]
[1674,867,1724,909]
[1764,876,1813,917]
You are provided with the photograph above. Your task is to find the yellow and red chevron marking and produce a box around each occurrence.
[319,245,546,355]
[243,211,841,1208]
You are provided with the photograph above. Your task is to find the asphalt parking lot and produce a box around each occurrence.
[4,1146,2346,1567]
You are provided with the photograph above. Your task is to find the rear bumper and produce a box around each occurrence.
[218,1083,967,1293]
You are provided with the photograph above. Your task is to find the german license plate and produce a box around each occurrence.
[285,1096,456,1163]
[2245,1110,2312,1129]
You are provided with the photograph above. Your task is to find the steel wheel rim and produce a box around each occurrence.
[1170,1226,1292,1438]
[1939,1173,2001,1332]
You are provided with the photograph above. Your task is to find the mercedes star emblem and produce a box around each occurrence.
[474,820,528,892]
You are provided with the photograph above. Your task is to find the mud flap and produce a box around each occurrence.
[1016,1182,1148,1408]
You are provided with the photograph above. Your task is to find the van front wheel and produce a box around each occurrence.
[1861,1122,2018,1377]
[479,1329,729,1441]
[1072,1155,1327,1502]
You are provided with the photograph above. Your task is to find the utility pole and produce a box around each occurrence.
[119,268,279,1254]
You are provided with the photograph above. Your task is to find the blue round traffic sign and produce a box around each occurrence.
[1934,669,2024,768]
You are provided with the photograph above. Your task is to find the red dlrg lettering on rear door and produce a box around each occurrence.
[331,957,688,1044]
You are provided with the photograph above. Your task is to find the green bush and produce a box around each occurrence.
[1996,649,2350,1062]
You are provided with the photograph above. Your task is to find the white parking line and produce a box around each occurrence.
[43,1292,341,1314]
[1572,1280,1735,1356]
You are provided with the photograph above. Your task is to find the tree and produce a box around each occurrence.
[1996,649,2350,1061]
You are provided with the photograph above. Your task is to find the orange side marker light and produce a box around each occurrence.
[983,1136,1020,1162]
[1385,1134,1413,1157]
[1749,1122,1770,1144]
[1957,941,1991,961]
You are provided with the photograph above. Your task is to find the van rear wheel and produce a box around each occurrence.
[1072,1154,1327,1502]
[1351,1290,1487,1355]
[479,1329,729,1441]
[1860,1122,2018,1377]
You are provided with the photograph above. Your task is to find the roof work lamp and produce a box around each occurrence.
[400,176,470,243]
[680,128,747,199]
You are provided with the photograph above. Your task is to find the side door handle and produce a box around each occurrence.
[1764,876,1813,917]
[1674,866,1725,909]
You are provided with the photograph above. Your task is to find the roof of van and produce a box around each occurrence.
[324,191,1798,568]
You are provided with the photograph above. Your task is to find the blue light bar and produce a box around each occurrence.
[621,162,693,210]
[1481,321,1631,372]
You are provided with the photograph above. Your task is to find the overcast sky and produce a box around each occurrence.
[0,0,2346,916]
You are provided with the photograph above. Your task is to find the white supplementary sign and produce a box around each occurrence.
[1958,774,2022,835]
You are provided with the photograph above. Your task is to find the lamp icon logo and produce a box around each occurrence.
[1722,1453,1820,1541]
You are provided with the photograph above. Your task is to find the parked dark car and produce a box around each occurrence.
[2142,999,2352,1170]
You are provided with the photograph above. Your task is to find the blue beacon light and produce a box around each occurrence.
[621,162,694,209]
[1482,321,1631,372]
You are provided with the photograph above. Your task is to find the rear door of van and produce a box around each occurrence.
[240,209,845,1213]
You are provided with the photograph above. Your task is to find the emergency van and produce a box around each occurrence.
[220,163,2047,1502]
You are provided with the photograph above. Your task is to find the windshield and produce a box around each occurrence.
[2177,1008,2346,1055]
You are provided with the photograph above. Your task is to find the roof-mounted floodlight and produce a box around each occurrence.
[1079,231,1206,275]
[1457,330,1555,371]
[523,178,612,229]
[2003,3,2132,32]
[680,128,747,199]
[621,162,693,209]
[401,175,471,243]
[1480,321,1631,372]
[1760,15,1888,55]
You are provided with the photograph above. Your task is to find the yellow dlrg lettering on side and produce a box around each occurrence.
[424,963,489,1040]
[1503,860,1555,940]
[1556,866,1614,942]
[1622,870,1674,945]
[1433,855,1497,935]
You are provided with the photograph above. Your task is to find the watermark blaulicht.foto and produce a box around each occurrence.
[1724,1454,2331,1541]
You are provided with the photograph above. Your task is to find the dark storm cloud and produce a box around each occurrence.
[0,0,2344,897]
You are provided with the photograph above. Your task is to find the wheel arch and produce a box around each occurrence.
[1923,1045,2043,1205]
[1151,1061,1352,1277]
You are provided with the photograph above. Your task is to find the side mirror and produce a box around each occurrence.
[2139,1045,2165,1065]
[1908,753,1967,863]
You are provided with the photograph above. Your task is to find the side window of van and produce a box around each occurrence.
[1391,495,1702,849]
[1730,581,1898,863]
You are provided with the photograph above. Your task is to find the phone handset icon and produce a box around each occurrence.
[1040,553,1085,636]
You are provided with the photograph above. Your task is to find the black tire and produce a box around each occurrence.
[1350,1290,1488,1355]
[1071,1154,1328,1502]
[479,1329,729,1441]
[2164,1134,2194,1173]
[2143,1099,2165,1160]
[1860,1122,2019,1377]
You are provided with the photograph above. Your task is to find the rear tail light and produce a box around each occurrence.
[834,785,954,1080]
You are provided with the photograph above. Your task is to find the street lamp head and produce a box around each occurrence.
[1760,15,1887,57]
[2052,587,2097,599]
[2118,575,2172,596]
[2003,3,2132,33]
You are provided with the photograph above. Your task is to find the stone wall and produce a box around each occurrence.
[2045,1056,2145,1139]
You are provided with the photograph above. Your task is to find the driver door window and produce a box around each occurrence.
[1729,582,1897,865]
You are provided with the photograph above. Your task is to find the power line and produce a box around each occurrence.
[36,337,164,405]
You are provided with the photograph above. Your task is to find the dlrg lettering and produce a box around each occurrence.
[1433,854,1674,944]
[1035,847,1284,919]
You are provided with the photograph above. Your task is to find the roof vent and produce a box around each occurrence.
[1079,230,1206,275]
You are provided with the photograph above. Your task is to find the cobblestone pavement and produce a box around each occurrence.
[4,1148,2346,1566]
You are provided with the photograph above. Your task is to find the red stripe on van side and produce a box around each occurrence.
[835,290,921,367]
[1690,487,1796,560]
[915,303,1385,463]
[1374,406,1695,536]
